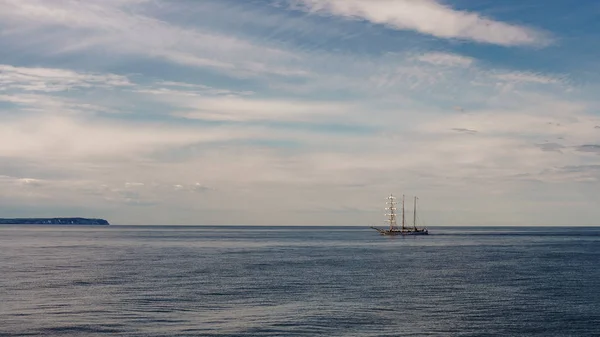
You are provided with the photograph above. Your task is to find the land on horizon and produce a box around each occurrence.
[0,218,110,225]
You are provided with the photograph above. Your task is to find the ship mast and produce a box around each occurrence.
[386,194,397,230]
[413,196,418,230]
[401,194,405,231]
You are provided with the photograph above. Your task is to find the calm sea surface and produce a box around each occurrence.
[1,226,599,336]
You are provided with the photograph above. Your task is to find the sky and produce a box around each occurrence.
[1,0,599,226]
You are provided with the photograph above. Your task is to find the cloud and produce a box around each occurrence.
[419,96,598,143]
[17,177,44,187]
[560,165,600,174]
[0,114,263,159]
[174,183,212,193]
[0,64,131,92]
[414,52,474,67]
[0,1,598,225]
[494,72,562,85]
[153,81,254,96]
[536,142,565,153]
[531,165,600,183]
[130,77,360,122]
[0,93,117,116]
[171,96,356,122]
[290,0,550,46]
[451,128,478,135]
[0,1,307,78]
[125,182,144,188]
[576,144,600,154]
[0,1,562,99]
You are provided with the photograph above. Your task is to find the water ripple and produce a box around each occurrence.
[1,225,599,336]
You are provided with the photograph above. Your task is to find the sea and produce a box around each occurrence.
[1,225,599,336]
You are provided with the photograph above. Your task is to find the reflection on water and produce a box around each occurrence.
[1,225,599,336]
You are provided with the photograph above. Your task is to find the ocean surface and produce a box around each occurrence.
[1,225,599,336]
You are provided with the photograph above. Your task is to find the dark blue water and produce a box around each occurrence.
[1,226,599,336]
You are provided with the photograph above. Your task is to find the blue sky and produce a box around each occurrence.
[0,0,599,225]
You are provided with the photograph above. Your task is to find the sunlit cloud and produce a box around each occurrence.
[0,0,598,225]
[289,0,551,46]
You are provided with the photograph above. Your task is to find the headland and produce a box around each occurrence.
[0,218,110,225]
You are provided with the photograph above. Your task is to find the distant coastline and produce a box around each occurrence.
[0,218,110,225]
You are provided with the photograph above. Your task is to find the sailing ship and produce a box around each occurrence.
[370,194,429,236]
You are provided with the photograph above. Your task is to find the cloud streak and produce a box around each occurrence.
[290,0,550,47]
[0,64,131,92]
[0,0,308,78]
[0,0,598,225]
[415,52,474,67]
[0,115,264,159]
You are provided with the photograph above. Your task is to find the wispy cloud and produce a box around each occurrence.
[0,114,262,159]
[290,0,551,46]
[0,0,307,78]
[169,96,356,122]
[494,72,562,85]
[414,52,474,67]
[0,0,598,225]
[451,128,478,135]
[576,144,600,154]
[419,98,599,145]
[536,142,565,153]
[0,93,117,116]
[0,64,131,92]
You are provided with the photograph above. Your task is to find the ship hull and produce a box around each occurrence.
[370,227,429,236]
[382,231,428,236]
[400,230,428,235]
